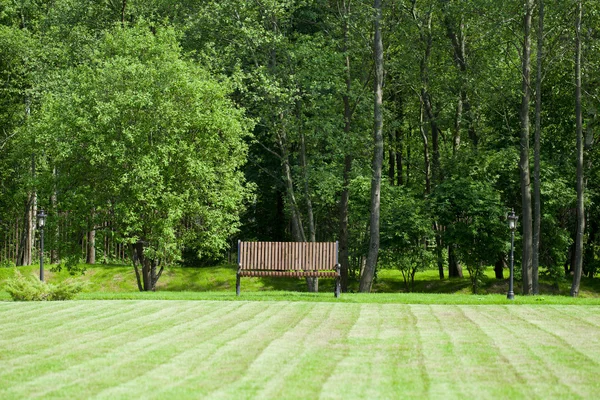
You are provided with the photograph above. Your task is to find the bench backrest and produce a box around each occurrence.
[238,241,338,271]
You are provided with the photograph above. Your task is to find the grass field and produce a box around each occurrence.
[1,300,600,399]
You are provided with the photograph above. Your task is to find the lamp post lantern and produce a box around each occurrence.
[507,209,518,300]
[37,209,47,282]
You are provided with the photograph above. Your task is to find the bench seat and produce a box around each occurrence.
[236,241,341,297]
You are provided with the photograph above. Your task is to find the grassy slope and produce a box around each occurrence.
[1,263,599,302]
[1,301,599,399]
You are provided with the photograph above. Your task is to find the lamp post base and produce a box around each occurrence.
[507,291,514,300]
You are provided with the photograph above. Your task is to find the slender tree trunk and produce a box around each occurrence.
[86,229,95,264]
[396,129,403,186]
[448,245,463,278]
[406,127,411,185]
[299,130,318,292]
[532,0,544,295]
[419,104,431,194]
[338,0,353,293]
[18,154,35,267]
[339,155,352,292]
[520,0,534,295]
[435,224,444,280]
[571,0,584,297]
[299,135,315,242]
[121,0,127,27]
[453,93,463,155]
[359,0,384,293]
[51,167,59,264]
[278,129,306,243]
[445,12,477,149]
[388,136,396,185]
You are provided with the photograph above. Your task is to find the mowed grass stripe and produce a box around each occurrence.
[0,301,143,350]
[413,305,535,399]
[0,302,106,336]
[506,306,600,397]
[0,301,257,399]
[461,306,585,398]
[0,301,201,381]
[93,302,314,399]
[318,304,428,399]
[205,303,356,399]
[514,306,600,365]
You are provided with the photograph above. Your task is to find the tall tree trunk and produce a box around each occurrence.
[435,224,444,280]
[532,0,544,295]
[278,129,306,243]
[419,104,431,194]
[444,11,477,149]
[406,127,411,185]
[448,245,463,278]
[388,135,396,185]
[571,0,584,297]
[453,93,463,155]
[396,129,403,186]
[359,0,384,293]
[121,0,127,27]
[520,0,534,295]
[339,155,352,292]
[299,130,318,292]
[86,229,95,264]
[422,91,440,183]
[50,166,59,264]
[18,154,35,267]
[338,0,353,293]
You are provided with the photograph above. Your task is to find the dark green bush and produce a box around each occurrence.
[5,270,84,301]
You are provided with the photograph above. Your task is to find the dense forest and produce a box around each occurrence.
[1,0,599,295]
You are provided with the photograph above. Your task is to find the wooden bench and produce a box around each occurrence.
[236,241,341,297]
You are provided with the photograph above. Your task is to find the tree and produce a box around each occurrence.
[33,23,252,291]
[571,0,584,297]
[359,0,384,293]
[519,0,535,295]
[432,177,508,294]
[379,184,434,292]
[532,0,545,295]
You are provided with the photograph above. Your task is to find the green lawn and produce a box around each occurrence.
[1,300,599,399]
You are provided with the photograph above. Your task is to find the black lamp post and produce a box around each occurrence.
[507,209,518,300]
[37,209,47,282]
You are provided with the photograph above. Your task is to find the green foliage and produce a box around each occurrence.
[379,184,435,291]
[4,269,84,301]
[33,22,253,276]
[0,259,15,268]
[432,176,508,293]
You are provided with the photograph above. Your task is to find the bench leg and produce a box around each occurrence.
[334,264,341,298]
[236,273,241,296]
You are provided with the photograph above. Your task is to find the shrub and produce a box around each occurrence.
[0,259,16,268]
[4,270,84,301]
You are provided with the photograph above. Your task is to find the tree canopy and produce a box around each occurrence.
[1,0,599,295]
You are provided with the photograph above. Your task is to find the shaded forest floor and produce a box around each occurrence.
[1,263,598,298]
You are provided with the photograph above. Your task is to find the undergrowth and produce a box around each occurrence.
[4,269,84,301]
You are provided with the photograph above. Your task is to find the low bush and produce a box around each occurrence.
[0,259,16,268]
[4,270,84,301]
